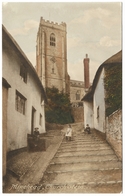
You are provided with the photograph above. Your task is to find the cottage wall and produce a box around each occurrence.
[2,85,9,176]
[83,101,93,128]
[93,68,105,132]
[71,106,84,123]
[3,36,46,152]
[106,109,122,161]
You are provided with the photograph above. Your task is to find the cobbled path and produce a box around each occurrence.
[34,130,122,193]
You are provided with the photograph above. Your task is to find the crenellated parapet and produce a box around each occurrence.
[40,17,66,31]
[70,80,84,88]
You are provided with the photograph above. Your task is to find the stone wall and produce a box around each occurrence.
[45,122,84,137]
[70,80,85,103]
[106,109,122,161]
[71,106,84,123]
[45,122,65,131]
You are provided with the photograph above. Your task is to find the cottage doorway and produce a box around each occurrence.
[31,106,36,135]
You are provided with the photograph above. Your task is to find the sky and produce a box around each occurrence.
[2,1,122,83]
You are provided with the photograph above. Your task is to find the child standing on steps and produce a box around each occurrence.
[65,124,73,141]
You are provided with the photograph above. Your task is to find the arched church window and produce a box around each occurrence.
[76,90,80,100]
[50,33,56,46]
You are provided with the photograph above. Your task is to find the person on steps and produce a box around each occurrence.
[65,124,73,141]
[85,124,91,134]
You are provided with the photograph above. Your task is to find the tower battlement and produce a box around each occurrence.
[40,17,66,31]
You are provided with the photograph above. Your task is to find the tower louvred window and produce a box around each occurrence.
[50,33,56,46]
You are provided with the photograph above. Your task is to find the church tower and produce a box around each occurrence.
[36,17,70,93]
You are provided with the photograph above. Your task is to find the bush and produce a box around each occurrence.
[45,87,74,124]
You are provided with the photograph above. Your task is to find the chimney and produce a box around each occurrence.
[83,54,90,90]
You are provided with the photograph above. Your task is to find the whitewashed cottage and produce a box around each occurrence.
[2,25,47,176]
[82,50,122,133]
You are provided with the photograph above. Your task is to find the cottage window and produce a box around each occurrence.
[15,90,26,115]
[50,33,56,46]
[39,114,42,126]
[20,64,27,83]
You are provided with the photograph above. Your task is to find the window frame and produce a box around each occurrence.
[15,90,26,115]
[50,33,56,47]
[20,64,27,83]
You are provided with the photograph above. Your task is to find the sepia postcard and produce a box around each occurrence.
[2,1,122,194]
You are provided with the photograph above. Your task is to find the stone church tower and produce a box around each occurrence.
[36,17,70,93]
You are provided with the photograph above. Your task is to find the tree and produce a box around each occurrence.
[45,87,74,124]
[104,63,122,116]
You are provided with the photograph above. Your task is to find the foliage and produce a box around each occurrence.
[45,87,74,124]
[104,63,122,116]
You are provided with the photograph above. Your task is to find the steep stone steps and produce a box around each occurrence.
[61,140,106,144]
[63,135,101,139]
[66,140,102,144]
[47,160,121,172]
[57,146,111,152]
[55,149,115,158]
[60,143,109,150]
[61,141,106,146]
[51,154,118,164]
[68,136,100,140]
[42,168,122,184]
[63,137,104,140]
[35,129,122,193]
[59,143,110,150]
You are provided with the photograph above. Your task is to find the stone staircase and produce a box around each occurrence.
[35,130,122,193]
